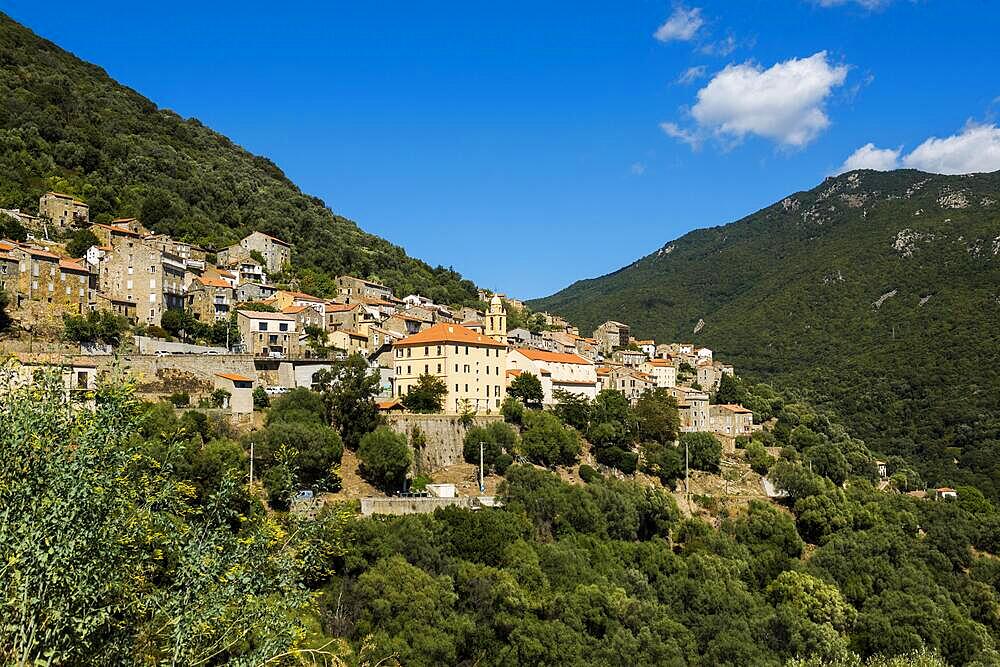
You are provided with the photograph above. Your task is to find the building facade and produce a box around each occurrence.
[506,347,599,404]
[393,322,507,413]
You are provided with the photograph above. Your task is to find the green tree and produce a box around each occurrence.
[715,373,742,404]
[0,291,11,331]
[358,426,412,492]
[65,228,99,257]
[521,410,581,467]
[679,432,722,472]
[250,421,343,489]
[62,310,129,345]
[315,353,382,449]
[635,388,681,444]
[463,421,519,474]
[640,441,683,487]
[0,368,345,663]
[0,215,26,241]
[508,372,544,408]
[401,373,448,413]
[552,388,591,430]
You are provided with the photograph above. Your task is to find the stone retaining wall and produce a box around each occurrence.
[384,413,504,472]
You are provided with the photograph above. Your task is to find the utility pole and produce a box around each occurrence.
[479,441,485,493]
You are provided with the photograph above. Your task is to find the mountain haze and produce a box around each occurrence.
[0,13,477,303]
[532,169,1000,494]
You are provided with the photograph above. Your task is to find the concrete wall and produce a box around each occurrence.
[384,413,504,472]
[118,354,257,399]
[360,495,497,516]
[134,335,228,355]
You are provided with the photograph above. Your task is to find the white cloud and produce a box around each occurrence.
[816,0,891,9]
[681,51,849,147]
[700,35,737,57]
[630,162,647,176]
[660,121,702,149]
[837,142,901,173]
[677,65,707,85]
[654,6,704,42]
[902,123,1000,174]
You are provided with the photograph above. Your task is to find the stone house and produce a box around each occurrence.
[273,290,326,314]
[57,259,93,311]
[224,257,267,285]
[668,385,711,432]
[328,329,369,356]
[610,367,656,403]
[0,241,20,301]
[217,231,291,274]
[383,311,426,337]
[234,282,278,304]
[392,322,507,413]
[89,223,144,248]
[710,404,753,437]
[635,339,656,358]
[282,304,323,331]
[507,347,599,405]
[8,245,61,308]
[236,310,302,358]
[612,348,646,367]
[593,320,630,353]
[187,275,234,322]
[96,239,185,326]
[39,192,89,229]
[337,275,393,302]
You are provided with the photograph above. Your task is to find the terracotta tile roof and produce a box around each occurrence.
[23,246,60,260]
[59,258,88,273]
[377,398,403,410]
[714,404,753,414]
[216,372,253,383]
[462,320,484,327]
[552,379,599,386]
[513,348,592,365]
[252,231,290,246]
[0,240,15,251]
[283,290,325,302]
[325,303,357,313]
[214,268,236,278]
[46,191,87,205]
[197,276,232,289]
[237,309,296,321]
[91,223,142,238]
[396,323,507,349]
[282,305,310,314]
[647,359,672,367]
[506,369,522,377]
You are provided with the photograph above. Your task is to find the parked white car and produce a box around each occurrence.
[153,350,171,357]
[264,386,290,396]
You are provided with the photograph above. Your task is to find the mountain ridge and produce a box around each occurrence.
[0,12,478,304]
[531,168,1000,494]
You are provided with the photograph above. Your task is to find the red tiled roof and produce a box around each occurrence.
[377,398,404,410]
[237,309,296,321]
[59,258,88,273]
[396,323,506,349]
[91,223,142,238]
[283,290,325,302]
[282,305,310,314]
[715,404,753,414]
[325,303,357,313]
[216,372,253,383]
[197,276,232,289]
[513,348,592,365]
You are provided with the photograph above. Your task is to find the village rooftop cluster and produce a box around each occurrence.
[1,195,752,441]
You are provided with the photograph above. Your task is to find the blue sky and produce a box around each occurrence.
[6,1,1000,298]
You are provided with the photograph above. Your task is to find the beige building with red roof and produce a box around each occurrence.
[236,309,302,358]
[214,372,255,416]
[393,322,507,413]
[641,358,677,388]
[710,404,754,437]
[187,275,234,322]
[507,347,599,405]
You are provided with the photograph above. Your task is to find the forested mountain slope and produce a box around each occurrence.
[532,169,1000,495]
[0,13,477,303]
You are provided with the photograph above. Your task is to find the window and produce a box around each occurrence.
[437,364,441,373]
[465,346,469,355]
[424,364,429,374]
[258,322,267,331]
[455,385,459,393]
[279,323,288,332]
[464,384,469,392]
[424,346,429,355]
[406,348,412,358]
[407,366,411,374]
[396,366,401,375]
[436,345,442,355]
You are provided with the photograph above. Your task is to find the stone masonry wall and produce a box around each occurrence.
[384,413,504,472]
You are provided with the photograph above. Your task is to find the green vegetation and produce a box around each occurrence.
[64,227,98,256]
[314,353,383,449]
[532,169,1000,498]
[0,13,479,305]
[507,371,544,407]
[5,368,1000,664]
[358,426,412,492]
[62,309,130,345]
[462,421,519,475]
[401,372,448,413]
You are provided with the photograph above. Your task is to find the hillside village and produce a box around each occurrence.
[0,194,764,493]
